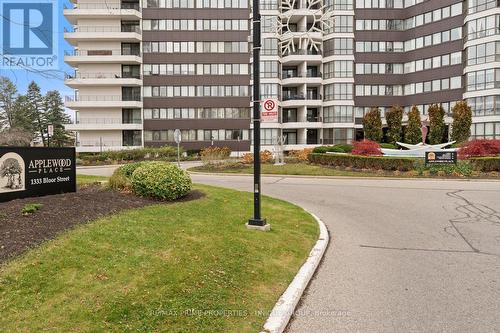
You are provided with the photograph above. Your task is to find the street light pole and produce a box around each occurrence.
[248,0,267,228]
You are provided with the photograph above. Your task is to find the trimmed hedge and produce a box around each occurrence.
[312,144,353,154]
[308,153,415,171]
[78,146,180,164]
[469,157,500,172]
[131,161,192,200]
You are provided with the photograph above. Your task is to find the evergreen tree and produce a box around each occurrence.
[385,105,403,144]
[405,105,422,144]
[44,91,72,147]
[0,76,18,129]
[362,107,383,142]
[451,101,472,144]
[26,82,47,146]
[11,95,37,137]
[428,104,446,144]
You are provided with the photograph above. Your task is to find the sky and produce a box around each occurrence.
[0,0,74,97]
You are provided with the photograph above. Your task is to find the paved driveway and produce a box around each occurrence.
[190,174,500,333]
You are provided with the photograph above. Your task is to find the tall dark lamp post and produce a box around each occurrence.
[247,0,268,230]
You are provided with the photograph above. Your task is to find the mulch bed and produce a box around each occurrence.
[0,185,204,265]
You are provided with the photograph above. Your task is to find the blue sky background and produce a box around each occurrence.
[0,0,74,97]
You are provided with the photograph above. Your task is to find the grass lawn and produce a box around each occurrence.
[0,184,318,333]
[191,162,380,177]
[76,174,109,185]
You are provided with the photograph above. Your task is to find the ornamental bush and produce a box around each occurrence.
[451,101,472,144]
[108,162,147,191]
[241,150,273,164]
[351,140,382,156]
[200,146,231,163]
[130,162,192,200]
[405,105,422,144]
[312,144,353,154]
[458,139,500,159]
[385,105,403,144]
[362,107,383,142]
[428,104,446,144]
[288,148,313,162]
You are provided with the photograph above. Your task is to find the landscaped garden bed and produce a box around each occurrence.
[0,184,318,332]
[0,182,202,264]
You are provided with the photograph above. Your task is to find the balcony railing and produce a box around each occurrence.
[467,0,498,14]
[69,26,141,33]
[65,72,141,79]
[282,49,321,56]
[282,72,322,79]
[64,49,141,56]
[71,2,140,11]
[65,95,142,102]
[74,118,142,124]
[282,94,322,101]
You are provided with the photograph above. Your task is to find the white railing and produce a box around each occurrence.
[75,118,142,124]
[72,26,141,33]
[65,72,141,79]
[64,49,141,56]
[72,3,140,11]
[65,95,141,102]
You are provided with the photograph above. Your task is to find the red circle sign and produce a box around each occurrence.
[264,100,275,111]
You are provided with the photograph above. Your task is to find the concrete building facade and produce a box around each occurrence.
[64,0,500,152]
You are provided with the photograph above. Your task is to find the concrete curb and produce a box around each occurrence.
[260,211,329,333]
[188,171,500,182]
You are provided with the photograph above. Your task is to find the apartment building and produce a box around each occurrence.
[64,0,500,152]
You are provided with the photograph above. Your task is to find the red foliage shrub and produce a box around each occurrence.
[351,140,382,156]
[458,139,500,159]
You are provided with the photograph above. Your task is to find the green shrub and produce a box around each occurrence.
[380,143,397,149]
[108,162,146,191]
[469,157,500,172]
[130,162,192,200]
[312,144,353,154]
[309,153,415,171]
[413,160,473,177]
[22,203,43,215]
[334,144,353,153]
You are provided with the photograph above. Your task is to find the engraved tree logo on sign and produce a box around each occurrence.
[0,153,25,193]
[274,0,335,56]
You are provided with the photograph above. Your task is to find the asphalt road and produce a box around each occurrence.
[190,174,500,333]
[77,166,500,332]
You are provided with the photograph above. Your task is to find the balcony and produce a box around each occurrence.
[282,72,322,85]
[64,26,141,45]
[66,118,142,131]
[282,93,322,107]
[65,95,142,109]
[75,140,142,153]
[282,49,322,63]
[64,49,141,65]
[65,72,142,87]
[64,2,141,24]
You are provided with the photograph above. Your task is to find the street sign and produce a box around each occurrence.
[425,151,457,165]
[174,129,182,144]
[261,98,278,122]
[174,129,181,167]
[47,124,54,136]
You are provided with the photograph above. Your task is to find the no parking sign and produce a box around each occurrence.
[261,98,278,122]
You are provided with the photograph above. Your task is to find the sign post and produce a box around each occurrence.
[174,129,181,167]
[47,124,54,147]
[247,0,269,231]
